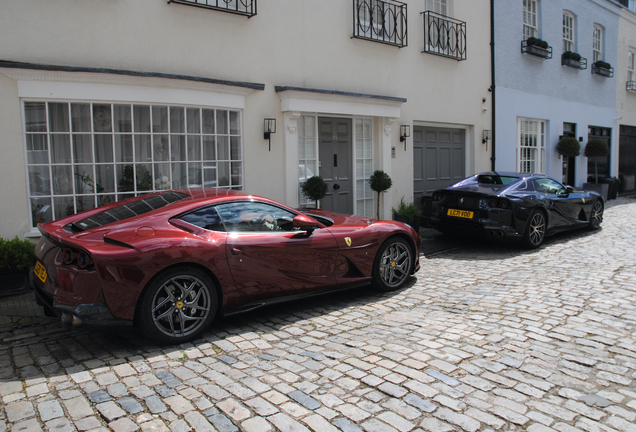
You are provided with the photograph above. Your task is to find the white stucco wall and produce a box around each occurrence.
[0,0,492,238]
[494,0,621,184]
[617,9,636,137]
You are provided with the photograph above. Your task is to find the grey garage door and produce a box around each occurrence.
[413,126,465,202]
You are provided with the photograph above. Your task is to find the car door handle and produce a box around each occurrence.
[231,247,242,255]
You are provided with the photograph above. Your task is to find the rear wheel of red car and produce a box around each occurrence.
[588,200,604,230]
[372,237,413,292]
[522,209,546,249]
[138,266,217,345]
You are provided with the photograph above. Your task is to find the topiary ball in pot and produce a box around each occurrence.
[556,137,581,158]
[584,139,610,184]
[370,170,392,219]
[301,176,328,209]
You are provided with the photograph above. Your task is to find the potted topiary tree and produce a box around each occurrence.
[301,176,328,209]
[556,137,580,186]
[369,170,392,219]
[0,236,35,297]
[583,138,611,200]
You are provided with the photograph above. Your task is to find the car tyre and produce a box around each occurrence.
[588,200,604,230]
[522,209,546,249]
[138,266,217,345]
[372,237,413,292]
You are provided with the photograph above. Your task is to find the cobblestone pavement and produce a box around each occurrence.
[1,197,636,432]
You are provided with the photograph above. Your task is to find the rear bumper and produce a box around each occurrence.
[430,217,522,242]
[33,280,132,327]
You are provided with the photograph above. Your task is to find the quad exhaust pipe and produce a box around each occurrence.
[61,312,83,327]
[487,230,505,238]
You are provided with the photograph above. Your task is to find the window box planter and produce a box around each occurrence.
[627,81,636,92]
[592,61,613,77]
[521,40,552,59]
[561,53,587,70]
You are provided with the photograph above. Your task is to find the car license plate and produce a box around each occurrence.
[447,208,473,219]
[34,261,47,284]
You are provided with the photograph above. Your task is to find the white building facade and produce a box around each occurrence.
[493,0,621,187]
[0,0,492,240]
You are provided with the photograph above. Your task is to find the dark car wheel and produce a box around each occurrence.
[138,266,217,345]
[372,237,413,292]
[588,200,604,230]
[523,210,546,249]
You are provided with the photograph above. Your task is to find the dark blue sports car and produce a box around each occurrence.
[428,172,604,248]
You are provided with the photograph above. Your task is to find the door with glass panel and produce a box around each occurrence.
[318,118,353,214]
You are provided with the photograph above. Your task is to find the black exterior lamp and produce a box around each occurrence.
[400,125,410,150]
[264,118,276,151]
[482,130,491,149]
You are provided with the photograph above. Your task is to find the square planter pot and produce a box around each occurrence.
[583,183,609,201]
[392,214,420,233]
[0,269,31,298]
[526,45,551,58]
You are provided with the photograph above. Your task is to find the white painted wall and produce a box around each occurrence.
[617,8,636,176]
[0,0,492,238]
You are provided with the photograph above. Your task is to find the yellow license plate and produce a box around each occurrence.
[447,208,474,219]
[34,261,47,284]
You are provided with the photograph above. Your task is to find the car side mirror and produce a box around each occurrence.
[292,214,320,234]
[565,186,574,194]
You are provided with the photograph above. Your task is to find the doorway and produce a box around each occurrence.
[562,123,576,186]
[319,118,353,214]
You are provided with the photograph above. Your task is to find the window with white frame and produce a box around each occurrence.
[298,115,318,207]
[517,118,545,174]
[355,118,374,218]
[563,12,574,52]
[593,24,603,63]
[426,0,447,15]
[629,50,635,82]
[25,101,242,227]
[523,0,538,40]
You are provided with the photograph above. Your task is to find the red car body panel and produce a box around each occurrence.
[32,188,420,325]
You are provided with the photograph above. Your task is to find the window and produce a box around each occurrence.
[629,50,635,82]
[353,0,408,48]
[593,25,603,63]
[517,118,545,174]
[563,12,574,52]
[24,101,242,227]
[298,115,318,207]
[534,178,566,195]
[355,119,374,218]
[215,202,296,232]
[523,0,538,40]
[426,0,447,15]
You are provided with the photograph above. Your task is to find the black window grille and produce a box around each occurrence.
[421,11,466,61]
[168,0,256,18]
[353,0,407,48]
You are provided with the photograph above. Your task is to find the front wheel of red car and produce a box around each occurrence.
[372,237,413,292]
[138,266,217,345]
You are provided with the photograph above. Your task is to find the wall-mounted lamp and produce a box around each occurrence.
[400,125,410,151]
[264,118,276,151]
[482,130,491,150]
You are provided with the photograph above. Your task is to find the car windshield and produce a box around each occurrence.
[73,191,189,231]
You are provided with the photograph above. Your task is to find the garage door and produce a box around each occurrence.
[413,126,465,202]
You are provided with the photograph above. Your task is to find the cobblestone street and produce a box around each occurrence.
[1,197,636,432]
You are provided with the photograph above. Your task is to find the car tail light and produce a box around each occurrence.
[63,248,76,265]
[77,252,93,269]
[488,199,498,208]
[499,199,510,209]
[432,192,443,201]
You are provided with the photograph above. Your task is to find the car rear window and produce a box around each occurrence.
[73,191,189,231]
[477,175,519,185]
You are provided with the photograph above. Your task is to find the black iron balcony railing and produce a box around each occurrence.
[628,81,636,92]
[591,64,614,78]
[168,0,256,18]
[353,0,407,48]
[421,11,466,61]
[521,40,552,59]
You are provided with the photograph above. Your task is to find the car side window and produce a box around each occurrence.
[534,178,566,195]
[215,202,296,232]
[179,206,225,231]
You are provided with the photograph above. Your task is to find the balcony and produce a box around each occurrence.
[561,53,587,70]
[168,0,257,17]
[421,11,466,61]
[353,0,407,48]
[521,39,552,59]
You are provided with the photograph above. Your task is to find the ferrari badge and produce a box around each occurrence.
[345,237,352,247]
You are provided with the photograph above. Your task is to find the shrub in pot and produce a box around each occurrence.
[526,37,549,49]
[556,137,580,185]
[370,170,392,219]
[563,51,582,61]
[0,236,35,296]
[392,197,422,232]
[301,176,328,209]
[584,139,610,184]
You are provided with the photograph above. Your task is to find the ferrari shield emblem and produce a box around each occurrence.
[345,237,352,247]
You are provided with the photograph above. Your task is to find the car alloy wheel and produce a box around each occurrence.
[140,267,217,344]
[589,200,604,230]
[372,237,413,291]
[523,210,546,248]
